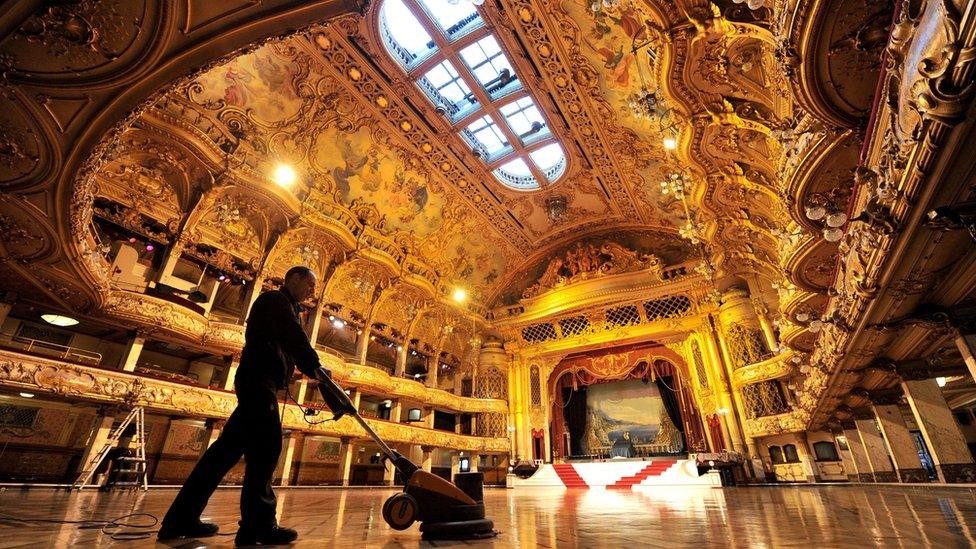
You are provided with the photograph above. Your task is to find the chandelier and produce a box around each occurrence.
[627,87,672,125]
[661,170,705,245]
[804,193,848,243]
[731,0,766,9]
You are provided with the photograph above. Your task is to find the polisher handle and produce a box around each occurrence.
[315,368,357,419]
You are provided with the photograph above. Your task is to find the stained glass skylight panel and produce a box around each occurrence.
[459,36,519,98]
[416,0,482,38]
[419,60,478,117]
[500,97,548,142]
[464,115,509,156]
[380,0,436,66]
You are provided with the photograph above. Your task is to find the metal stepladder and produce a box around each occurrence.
[73,407,148,491]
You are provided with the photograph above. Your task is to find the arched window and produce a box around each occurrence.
[783,444,800,463]
[812,440,840,462]
[769,446,785,464]
[379,0,567,190]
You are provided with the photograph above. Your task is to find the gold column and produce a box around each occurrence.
[338,436,355,486]
[202,419,222,452]
[853,413,897,483]
[872,402,926,482]
[421,445,434,473]
[957,332,976,383]
[119,331,147,372]
[279,431,303,486]
[902,377,976,483]
[841,424,874,482]
[222,354,240,390]
[77,409,118,478]
[704,317,748,455]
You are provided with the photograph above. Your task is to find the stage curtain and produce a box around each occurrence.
[655,376,686,451]
[562,386,588,456]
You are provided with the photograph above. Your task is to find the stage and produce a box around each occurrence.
[512,458,717,488]
[0,485,973,547]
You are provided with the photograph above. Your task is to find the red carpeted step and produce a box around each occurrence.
[608,460,678,489]
[552,464,588,488]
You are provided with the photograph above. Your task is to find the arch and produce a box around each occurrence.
[546,343,708,457]
[324,257,394,319]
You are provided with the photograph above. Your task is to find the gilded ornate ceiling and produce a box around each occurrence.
[1,0,974,435]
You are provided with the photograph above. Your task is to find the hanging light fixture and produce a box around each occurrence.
[731,0,766,9]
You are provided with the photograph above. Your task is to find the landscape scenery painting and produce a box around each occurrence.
[584,380,665,455]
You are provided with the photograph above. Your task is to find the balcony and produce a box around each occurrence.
[732,353,794,386]
[0,348,508,453]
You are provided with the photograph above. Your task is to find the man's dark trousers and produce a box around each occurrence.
[162,380,282,529]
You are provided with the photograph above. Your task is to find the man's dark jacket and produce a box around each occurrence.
[236,287,320,390]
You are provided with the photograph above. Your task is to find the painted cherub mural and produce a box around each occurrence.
[389,169,429,225]
[584,4,650,89]
[211,51,299,120]
[332,141,386,198]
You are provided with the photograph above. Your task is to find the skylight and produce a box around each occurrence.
[464,115,509,156]
[500,97,548,143]
[460,36,519,99]
[378,0,567,191]
[380,0,436,66]
[418,60,478,118]
[416,0,482,36]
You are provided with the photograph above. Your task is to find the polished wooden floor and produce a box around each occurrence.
[0,485,975,547]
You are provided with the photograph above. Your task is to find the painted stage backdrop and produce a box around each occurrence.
[583,380,677,456]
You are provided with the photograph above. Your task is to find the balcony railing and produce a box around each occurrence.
[0,348,509,453]
[0,333,102,365]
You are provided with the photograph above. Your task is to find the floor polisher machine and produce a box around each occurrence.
[315,368,497,540]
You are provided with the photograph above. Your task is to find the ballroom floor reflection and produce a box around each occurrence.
[0,485,974,547]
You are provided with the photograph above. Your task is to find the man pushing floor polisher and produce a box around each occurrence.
[314,367,498,540]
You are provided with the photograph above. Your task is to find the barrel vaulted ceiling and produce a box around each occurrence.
[0,0,913,372]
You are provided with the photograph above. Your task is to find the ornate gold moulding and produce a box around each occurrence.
[744,409,810,438]
[0,349,508,453]
[731,352,795,387]
[491,261,703,326]
[101,290,506,414]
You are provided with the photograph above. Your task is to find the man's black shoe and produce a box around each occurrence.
[235,525,299,546]
[157,519,219,540]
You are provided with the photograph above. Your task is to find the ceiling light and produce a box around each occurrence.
[662,136,678,150]
[19,392,34,398]
[825,212,848,228]
[397,345,403,352]
[145,244,154,252]
[273,164,298,187]
[332,319,345,329]
[823,228,844,242]
[716,407,730,415]
[41,314,78,327]
[452,288,467,302]
[805,205,826,221]
[936,376,947,388]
